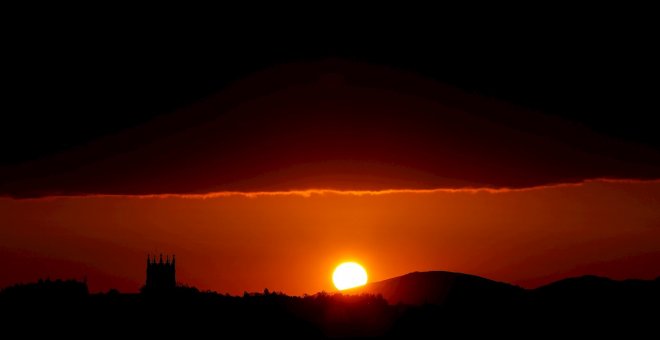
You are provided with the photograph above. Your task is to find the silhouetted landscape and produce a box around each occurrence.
[2,271,658,338]
[3,14,659,340]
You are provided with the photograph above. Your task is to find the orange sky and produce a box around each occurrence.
[1,179,660,295]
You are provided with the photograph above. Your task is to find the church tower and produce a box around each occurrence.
[145,254,176,291]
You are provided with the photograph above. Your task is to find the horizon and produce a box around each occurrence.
[3,178,659,294]
[4,269,659,295]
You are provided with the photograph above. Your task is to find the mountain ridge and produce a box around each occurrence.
[345,270,659,307]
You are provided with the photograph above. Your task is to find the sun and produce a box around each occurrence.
[333,262,368,290]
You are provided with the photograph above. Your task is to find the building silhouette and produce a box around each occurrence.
[146,254,176,291]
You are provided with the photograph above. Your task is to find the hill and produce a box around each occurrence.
[347,271,524,306]
[531,274,660,308]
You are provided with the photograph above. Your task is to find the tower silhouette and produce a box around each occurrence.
[146,254,176,291]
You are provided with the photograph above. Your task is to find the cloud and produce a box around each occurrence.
[14,178,660,200]
[2,60,660,198]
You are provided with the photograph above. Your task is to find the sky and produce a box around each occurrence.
[1,20,659,294]
[1,179,659,294]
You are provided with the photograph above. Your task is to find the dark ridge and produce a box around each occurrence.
[2,272,658,338]
[349,270,524,306]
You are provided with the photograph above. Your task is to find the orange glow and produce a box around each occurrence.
[1,179,660,295]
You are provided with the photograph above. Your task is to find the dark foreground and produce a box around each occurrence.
[1,276,659,338]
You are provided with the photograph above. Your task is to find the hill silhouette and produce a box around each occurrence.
[347,270,524,306]
[531,275,660,309]
[1,272,658,338]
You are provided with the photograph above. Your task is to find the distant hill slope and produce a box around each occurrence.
[530,275,660,308]
[348,271,660,309]
[348,271,524,306]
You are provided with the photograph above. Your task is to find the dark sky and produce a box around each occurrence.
[2,18,659,196]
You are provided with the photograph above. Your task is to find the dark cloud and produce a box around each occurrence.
[2,60,659,197]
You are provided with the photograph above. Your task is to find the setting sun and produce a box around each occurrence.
[333,262,368,290]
